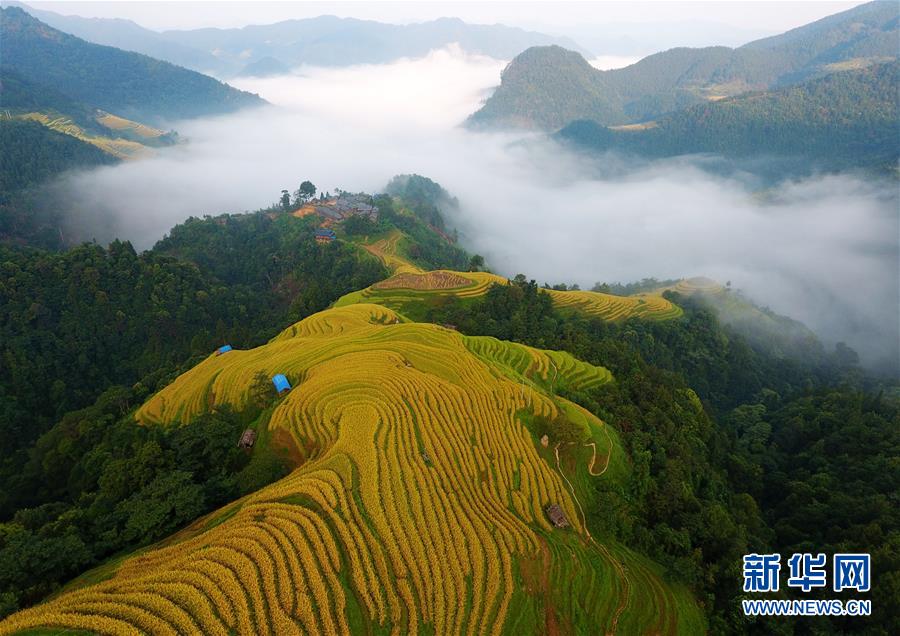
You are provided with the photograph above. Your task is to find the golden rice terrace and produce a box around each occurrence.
[0,303,703,635]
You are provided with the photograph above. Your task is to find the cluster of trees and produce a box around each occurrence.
[0,390,289,617]
[280,180,318,210]
[591,277,679,295]
[425,277,897,634]
[1,213,387,511]
[384,174,458,231]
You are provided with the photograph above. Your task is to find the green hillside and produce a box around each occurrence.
[557,62,899,171]
[0,6,264,124]
[0,119,116,200]
[468,1,898,130]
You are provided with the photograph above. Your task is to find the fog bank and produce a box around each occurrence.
[53,46,899,369]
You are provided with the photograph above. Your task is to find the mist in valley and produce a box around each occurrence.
[49,46,899,370]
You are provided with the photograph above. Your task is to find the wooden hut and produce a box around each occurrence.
[314,228,337,244]
[238,429,257,449]
[545,504,569,528]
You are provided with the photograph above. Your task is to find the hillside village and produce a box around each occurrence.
[293,192,379,224]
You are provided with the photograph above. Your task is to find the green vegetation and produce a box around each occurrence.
[0,394,288,618]
[0,119,115,202]
[0,214,387,513]
[558,61,900,173]
[385,173,458,231]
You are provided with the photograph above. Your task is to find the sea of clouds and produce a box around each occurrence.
[52,45,899,369]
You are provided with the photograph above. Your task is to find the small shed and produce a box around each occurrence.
[272,374,292,395]
[545,504,570,529]
[216,344,233,356]
[238,429,257,449]
[314,228,337,244]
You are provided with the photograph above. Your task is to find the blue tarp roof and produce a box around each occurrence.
[272,374,292,393]
[217,344,233,354]
[314,228,336,237]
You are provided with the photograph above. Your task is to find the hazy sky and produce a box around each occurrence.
[27,1,866,35]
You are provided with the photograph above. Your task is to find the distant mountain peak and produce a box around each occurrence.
[468,0,898,131]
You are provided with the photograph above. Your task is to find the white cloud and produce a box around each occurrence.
[53,46,899,368]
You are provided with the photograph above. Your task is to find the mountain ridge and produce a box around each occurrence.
[0,6,264,125]
[468,1,899,131]
[5,3,590,76]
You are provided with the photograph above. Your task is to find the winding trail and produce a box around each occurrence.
[584,424,614,476]
[554,439,629,635]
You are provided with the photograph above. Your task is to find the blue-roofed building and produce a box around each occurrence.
[272,374,292,395]
[314,228,337,244]
[216,344,233,356]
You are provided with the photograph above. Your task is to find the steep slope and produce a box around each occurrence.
[557,61,900,171]
[0,6,263,124]
[468,1,898,130]
[663,278,826,362]
[0,302,703,635]
[467,45,624,130]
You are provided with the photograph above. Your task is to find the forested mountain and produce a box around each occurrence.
[468,1,899,130]
[0,6,263,124]
[5,3,588,76]
[557,61,900,172]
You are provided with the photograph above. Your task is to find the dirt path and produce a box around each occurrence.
[554,440,629,634]
[585,425,613,476]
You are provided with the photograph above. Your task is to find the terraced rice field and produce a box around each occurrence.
[360,230,423,274]
[547,288,683,321]
[0,304,702,635]
[18,112,152,160]
[340,268,682,323]
[373,270,473,291]
[669,277,725,297]
[95,111,167,139]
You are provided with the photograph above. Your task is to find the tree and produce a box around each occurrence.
[280,190,291,210]
[295,181,317,204]
[250,370,276,409]
[468,254,485,272]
